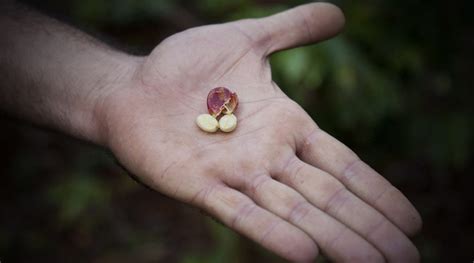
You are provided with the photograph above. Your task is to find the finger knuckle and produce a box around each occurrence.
[324,187,350,216]
[287,200,312,224]
[231,201,257,228]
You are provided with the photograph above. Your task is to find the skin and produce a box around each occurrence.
[0,2,422,262]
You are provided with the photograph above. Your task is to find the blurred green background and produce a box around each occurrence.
[1,0,473,262]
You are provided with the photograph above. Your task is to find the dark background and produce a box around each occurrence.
[1,0,473,262]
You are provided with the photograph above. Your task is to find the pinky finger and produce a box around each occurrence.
[192,183,318,262]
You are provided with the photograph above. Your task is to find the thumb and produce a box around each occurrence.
[253,2,345,55]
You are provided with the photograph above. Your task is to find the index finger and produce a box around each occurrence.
[297,126,422,236]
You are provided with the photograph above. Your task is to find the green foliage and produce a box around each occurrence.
[180,218,285,263]
[71,0,178,24]
[180,219,240,263]
[46,173,110,226]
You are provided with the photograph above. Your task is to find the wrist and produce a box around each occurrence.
[81,52,145,146]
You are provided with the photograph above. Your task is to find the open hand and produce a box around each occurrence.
[99,3,422,262]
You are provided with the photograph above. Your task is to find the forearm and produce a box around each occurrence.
[0,1,141,144]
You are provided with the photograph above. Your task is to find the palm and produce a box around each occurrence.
[115,20,303,194]
[102,3,422,262]
[139,19,294,163]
